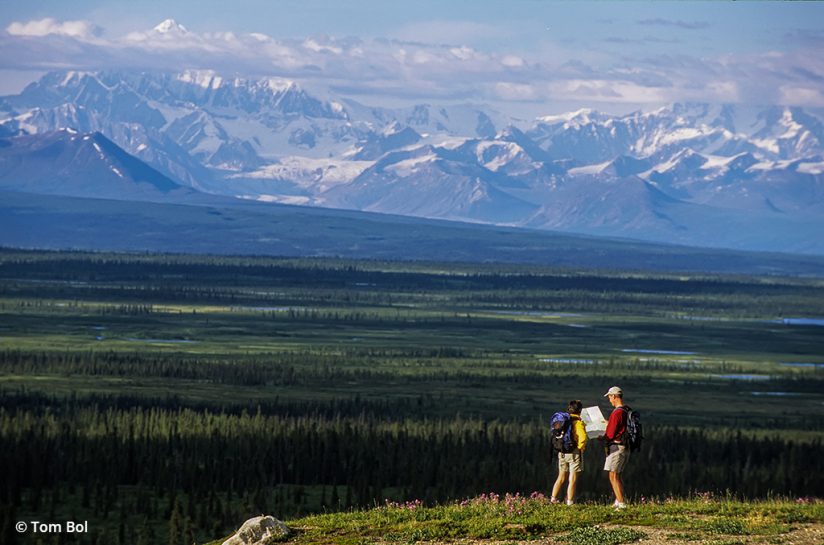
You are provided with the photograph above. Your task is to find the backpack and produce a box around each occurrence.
[619,406,643,452]
[550,412,575,454]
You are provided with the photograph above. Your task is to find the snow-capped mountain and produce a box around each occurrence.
[2,66,824,254]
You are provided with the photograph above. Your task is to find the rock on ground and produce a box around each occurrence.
[221,515,291,545]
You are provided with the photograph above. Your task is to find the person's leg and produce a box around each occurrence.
[608,471,625,504]
[551,471,567,502]
[567,471,579,503]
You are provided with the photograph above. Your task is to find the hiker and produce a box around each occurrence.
[599,386,630,509]
[550,399,587,505]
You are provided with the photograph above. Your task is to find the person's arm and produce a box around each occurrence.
[603,410,620,442]
[574,419,587,451]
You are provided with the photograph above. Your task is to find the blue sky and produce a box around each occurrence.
[1,1,823,115]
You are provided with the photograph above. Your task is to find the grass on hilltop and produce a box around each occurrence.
[205,494,823,545]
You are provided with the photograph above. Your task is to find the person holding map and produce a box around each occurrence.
[550,400,588,505]
[599,386,630,509]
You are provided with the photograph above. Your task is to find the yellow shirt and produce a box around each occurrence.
[570,414,588,452]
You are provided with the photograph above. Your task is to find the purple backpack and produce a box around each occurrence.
[550,412,574,453]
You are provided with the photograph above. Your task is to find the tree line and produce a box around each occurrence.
[1,400,822,544]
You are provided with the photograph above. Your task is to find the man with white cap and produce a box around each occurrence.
[600,386,630,509]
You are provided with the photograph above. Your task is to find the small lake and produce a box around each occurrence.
[621,349,698,355]
[714,374,770,381]
[231,306,300,312]
[490,311,583,317]
[125,338,199,344]
[770,318,824,326]
[540,358,595,364]
[780,362,824,368]
[750,391,801,397]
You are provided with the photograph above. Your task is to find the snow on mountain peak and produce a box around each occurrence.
[265,77,298,94]
[536,108,600,127]
[177,69,222,89]
[649,148,708,174]
[153,19,188,34]
[384,151,438,176]
[173,70,300,96]
[381,121,404,136]
[797,160,824,175]
[59,71,95,87]
[567,160,615,176]
[778,108,804,139]
[475,140,527,172]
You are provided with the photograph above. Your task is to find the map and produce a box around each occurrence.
[581,406,607,439]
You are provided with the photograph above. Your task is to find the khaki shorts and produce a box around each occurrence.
[604,444,629,473]
[558,451,584,473]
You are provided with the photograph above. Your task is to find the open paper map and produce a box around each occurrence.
[581,406,607,439]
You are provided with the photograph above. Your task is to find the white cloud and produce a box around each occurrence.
[501,55,525,68]
[779,86,824,107]
[303,38,343,55]
[705,81,740,102]
[6,18,101,40]
[2,17,823,112]
[493,82,538,101]
[449,46,479,61]
[412,49,438,65]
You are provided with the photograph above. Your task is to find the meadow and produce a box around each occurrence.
[0,249,822,544]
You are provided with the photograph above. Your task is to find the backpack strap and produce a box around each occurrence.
[613,406,630,444]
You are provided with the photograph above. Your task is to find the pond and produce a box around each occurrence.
[125,338,199,344]
[770,318,824,326]
[750,391,801,397]
[621,349,698,355]
[490,311,583,317]
[714,374,770,381]
[540,358,595,364]
[231,306,301,312]
[780,362,824,368]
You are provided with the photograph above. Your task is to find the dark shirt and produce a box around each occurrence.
[605,406,628,443]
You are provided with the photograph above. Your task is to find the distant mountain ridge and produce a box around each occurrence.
[1,69,823,254]
[0,129,195,201]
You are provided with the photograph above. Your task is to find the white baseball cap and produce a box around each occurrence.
[604,386,623,397]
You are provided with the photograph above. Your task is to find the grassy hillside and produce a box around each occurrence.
[4,191,824,275]
[207,496,823,545]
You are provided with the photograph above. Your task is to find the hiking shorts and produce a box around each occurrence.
[604,444,629,473]
[558,451,584,473]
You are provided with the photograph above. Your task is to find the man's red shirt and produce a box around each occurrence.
[604,406,628,443]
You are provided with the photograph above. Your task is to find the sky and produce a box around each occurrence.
[1,0,823,117]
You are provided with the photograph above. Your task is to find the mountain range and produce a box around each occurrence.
[1,66,823,255]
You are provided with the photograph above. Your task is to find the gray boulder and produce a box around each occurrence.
[221,515,291,545]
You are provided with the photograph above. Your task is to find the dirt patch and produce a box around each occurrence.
[414,523,824,545]
[625,524,823,545]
